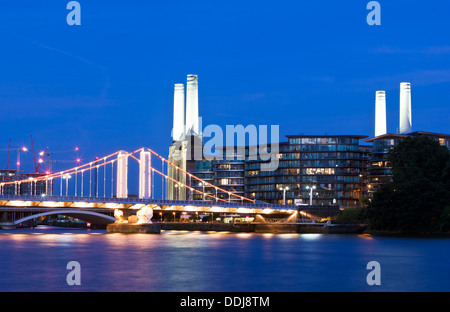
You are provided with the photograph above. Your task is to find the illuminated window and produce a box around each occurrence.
[306,168,335,175]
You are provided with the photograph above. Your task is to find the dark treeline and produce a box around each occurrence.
[334,136,450,234]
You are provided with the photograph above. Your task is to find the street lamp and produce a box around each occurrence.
[306,185,316,206]
[16,147,28,172]
[279,186,289,205]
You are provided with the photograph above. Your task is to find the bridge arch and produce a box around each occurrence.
[14,209,116,226]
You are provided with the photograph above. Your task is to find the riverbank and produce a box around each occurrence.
[107,222,367,234]
[362,228,450,238]
[5,223,450,237]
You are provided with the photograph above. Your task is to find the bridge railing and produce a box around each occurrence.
[0,194,298,210]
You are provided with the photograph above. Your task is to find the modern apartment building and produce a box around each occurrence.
[244,135,369,207]
[170,135,369,208]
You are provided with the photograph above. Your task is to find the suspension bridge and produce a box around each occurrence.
[0,147,297,229]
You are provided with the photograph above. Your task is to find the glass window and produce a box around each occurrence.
[302,138,316,144]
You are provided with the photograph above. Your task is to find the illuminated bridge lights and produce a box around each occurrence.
[5,200,32,207]
[129,203,146,210]
[0,195,297,215]
[39,201,63,208]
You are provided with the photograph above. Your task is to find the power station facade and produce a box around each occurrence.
[168,77,450,207]
[366,82,450,191]
[168,74,202,201]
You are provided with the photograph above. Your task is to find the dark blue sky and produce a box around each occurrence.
[1,1,449,173]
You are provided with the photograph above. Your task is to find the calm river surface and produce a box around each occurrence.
[0,227,449,292]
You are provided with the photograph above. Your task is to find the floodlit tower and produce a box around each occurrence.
[399,82,412,134]
[116,150,128,198]
[185,74,199,136]
[139,150,151,199]
[173,83,185,142]
[375,91,387,137]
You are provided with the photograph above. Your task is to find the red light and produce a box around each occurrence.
[75,147,79,151]
[86,222,91,228]
[45,171,50,175]
[76,158,81,163]
[16,161,20,166]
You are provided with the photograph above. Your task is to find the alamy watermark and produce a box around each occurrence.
[366,261,381,286]
[66,1,81,26]
[66,2,381,27]
[367,1,381,26]
[66,261,81,286]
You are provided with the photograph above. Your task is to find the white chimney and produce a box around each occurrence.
[375,91,387,137]
[185,74,199,136]
[173,83,185,141]
[399,82,412,134]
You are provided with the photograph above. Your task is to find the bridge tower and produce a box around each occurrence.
[116,150,128,198]
[139,149,151,199]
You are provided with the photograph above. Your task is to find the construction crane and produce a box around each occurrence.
[7,138,11,169]
[2,137,81,173]
[28,135,50,174]
[30,135,39,174]
[1,139,28,171]
[42,146,81,173]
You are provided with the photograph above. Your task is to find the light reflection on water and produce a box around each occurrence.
[0,229,449,292]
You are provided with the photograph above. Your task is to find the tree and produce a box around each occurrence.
[367,136,450,233]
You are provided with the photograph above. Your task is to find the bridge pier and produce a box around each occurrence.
[107,223,161,234]
[1,211,15,226]
[108,206,160,233]
[0,222,15,230]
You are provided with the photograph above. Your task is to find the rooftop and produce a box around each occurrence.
[286,134,368,139]
[364,130,450,143]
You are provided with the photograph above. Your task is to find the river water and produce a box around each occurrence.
[0,227,449,292]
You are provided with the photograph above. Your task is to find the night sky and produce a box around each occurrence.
[1,1,449,174]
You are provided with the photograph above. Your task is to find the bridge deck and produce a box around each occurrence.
[0,194,298,214]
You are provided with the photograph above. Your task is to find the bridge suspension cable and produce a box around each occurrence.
[0,147,255,203]
[144,147,255,203]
